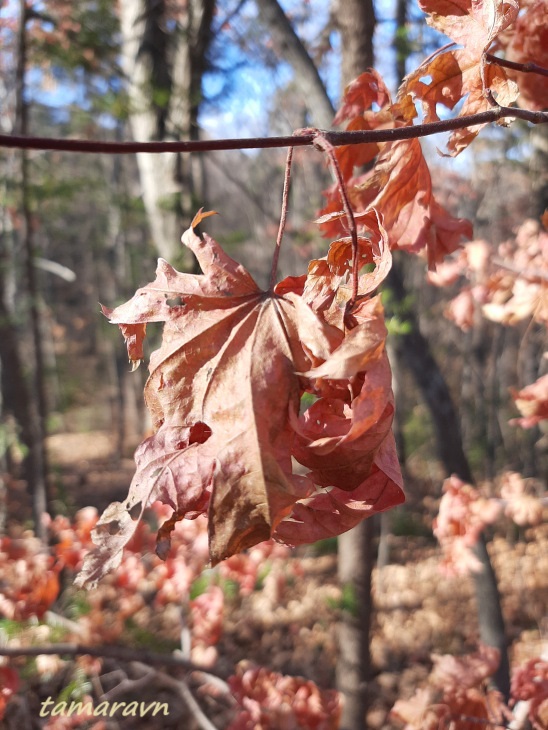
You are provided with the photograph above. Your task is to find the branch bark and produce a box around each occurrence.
[2,104,547,154]
[0,643,228,679]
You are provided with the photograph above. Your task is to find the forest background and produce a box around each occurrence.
[0,0,547,729]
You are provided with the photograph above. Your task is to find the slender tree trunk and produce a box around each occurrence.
[334,3,376,727]
[14,0,49,539]
[333,0,376,91]
[256,0,335,129]
[388,263,473,481]
[387,261,510,699]
[336,524,374,729]
[119,0,215,262]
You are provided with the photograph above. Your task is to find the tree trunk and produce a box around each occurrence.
[387,260,510,699]
[388,263,473,481]
[256,0,335,129]
[12,0,49,539]
[337,526,375,730]
[334,3,377,727]
[119,0,215,262]
[333,0,376,91]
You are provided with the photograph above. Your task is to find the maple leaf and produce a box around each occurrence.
[78,214,373,587]
[317,75,473,266]
[401,50,519,155]
[504,0,548,111]
[419,0,518,58]
[510,373,548,429]
[76,202,406,586]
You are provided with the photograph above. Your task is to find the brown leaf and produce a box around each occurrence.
[510,373,548,429]
[401,49,518,155]
[355,139,473,265]
[77,220,339,586]
[419,0,518,57]
[274,432,404,545]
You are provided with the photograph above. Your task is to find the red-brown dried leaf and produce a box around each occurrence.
[510,373,548,429]
[419,0,518,57]
[317,74,473,266]
[401,50,518,155]
[504,0,548,110]
[275,431,404,545]
[354,139,473,265]
[76,220,344,587]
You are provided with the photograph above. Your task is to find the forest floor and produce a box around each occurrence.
[3,428,547,729]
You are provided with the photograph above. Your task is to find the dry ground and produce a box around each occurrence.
[4,430,545,729]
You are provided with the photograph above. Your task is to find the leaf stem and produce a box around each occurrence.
[486,53,548,78]
[1,107,547,155]
[307,130,360,306]
[269,145,294,290]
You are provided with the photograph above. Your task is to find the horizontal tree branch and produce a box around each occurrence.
[0,106,547,155]
[0,643,227,678]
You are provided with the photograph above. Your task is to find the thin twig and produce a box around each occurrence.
[492,257,548,283]
[486,53,548,78]
[307,129,360,305]
[0,643,227,678]
[0,106,547,155]
[269,145,293,289]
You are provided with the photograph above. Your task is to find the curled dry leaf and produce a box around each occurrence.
[419,0,519,58]
[76,213,403,587]
[402,50,518,155]
[227,661,341,730]
[500,471,544,526]
[510,373,548,429]
[502,0,548,110]
[318,72,472,267]
[403,0,520,155]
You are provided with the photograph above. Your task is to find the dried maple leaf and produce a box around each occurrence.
[401,50,518,155]
[419,0,519,58]
[77,209,402,587]
[76,217,341,587]
[317,74,472,267]
[399,1,520,155]
[510,373,548,429]
[504,0,548,110]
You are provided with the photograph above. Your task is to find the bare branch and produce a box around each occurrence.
[0,643,227,679]
[486,53,548,79]
[0,106,547,155]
